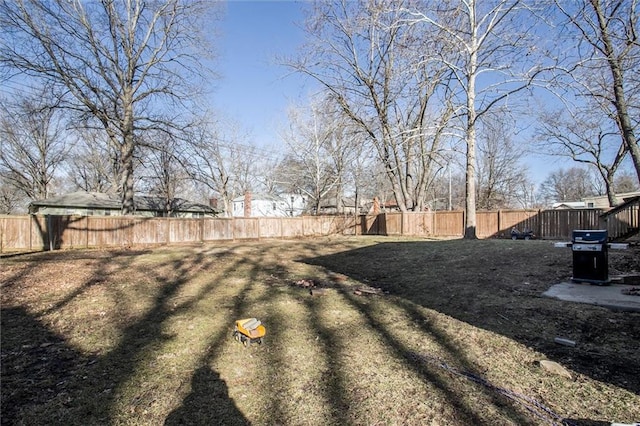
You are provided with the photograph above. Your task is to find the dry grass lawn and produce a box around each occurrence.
[1,236,639,425]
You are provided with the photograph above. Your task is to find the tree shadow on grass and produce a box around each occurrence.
[164,366,248,426]
[301,240,640,396]
[1,306,89,424]
[162,252,269,426]
[1,245,253,425]
[340,290,539,425]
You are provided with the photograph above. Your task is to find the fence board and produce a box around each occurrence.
[30,216,46,250]
[539,209,602,240]
[281,218,305,238]
[1,216,33,251]
[169,218,201,243]
[233,218,260,239]
[86,217,134,247]
[400,212,434,236]
[601,198,639,239]
[303,216,328,236]
[434,211,464,237]
[488,210,541,238]
[258,218,282,238]
[382,213,402,235]
[359,215,381,235]
[203,218,233,241]
[130,218,167,245]
[0,208,623,253]
[476,212,498,238]
[56,216,89,249]
[327,216,357,235]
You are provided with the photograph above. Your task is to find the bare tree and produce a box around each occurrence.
[406,0,545,238]
[344,130,378,215]
[615,170,640,193]
[536,104,628,206]
[138,132,192,216]
[551,0,640,183]
[66,127,119,193]
[290,0,454,213]
[0,0,217,214]
[538,167,598,205]
[278,97,352,214]
[259,154,287,196]
[476,114,531,210]
[186,119,259,217]
[0,91,68,200]
[0,176,27,214]
[429,166,466,211]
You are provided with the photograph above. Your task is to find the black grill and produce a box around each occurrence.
[571,230,608,284]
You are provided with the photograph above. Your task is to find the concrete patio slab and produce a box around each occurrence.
[543,282,640,312]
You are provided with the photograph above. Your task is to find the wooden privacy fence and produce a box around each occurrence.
[363,209,603,240]
[0,209,608,253]
[599,196,640,241]
[0,215,358,252]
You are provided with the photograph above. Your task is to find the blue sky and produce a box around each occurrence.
[210,0,312,151]
[210,1,582,184]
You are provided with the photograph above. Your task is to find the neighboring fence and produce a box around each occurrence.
[599,196,640,241]
[373,209,603,240]
[0,208,610,253]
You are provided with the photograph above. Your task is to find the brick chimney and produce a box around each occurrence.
[244,192,251,217]
[372,196,380,215]
[209,198,218,209]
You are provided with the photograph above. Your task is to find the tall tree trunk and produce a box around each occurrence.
[121,96,136,215]
[464,106,478,239]
[591,0,640,183]
[604,176,618,207]
[120,135,135,215]
[464,4,478,240]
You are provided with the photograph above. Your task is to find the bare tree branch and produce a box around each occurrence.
[0,0,218,213]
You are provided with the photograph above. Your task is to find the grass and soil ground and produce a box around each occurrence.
[1,237,639,425]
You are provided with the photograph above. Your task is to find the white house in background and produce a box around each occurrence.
[232,193,307,217]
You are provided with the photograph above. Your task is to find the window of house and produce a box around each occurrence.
[272,202,277,210]
[587,202,594,208]
[105,210,111,216]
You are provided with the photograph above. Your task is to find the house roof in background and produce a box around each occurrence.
[582,191,640,202]
[551,201,586,209]
[29,191,215,213]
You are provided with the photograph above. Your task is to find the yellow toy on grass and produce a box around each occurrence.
[233,318,266,346]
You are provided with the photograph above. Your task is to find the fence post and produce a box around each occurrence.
[433,211,437,236]
[461,210,465,237]
[536,209,541,238]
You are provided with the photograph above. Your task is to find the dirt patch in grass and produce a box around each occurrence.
[1,237,639,425]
